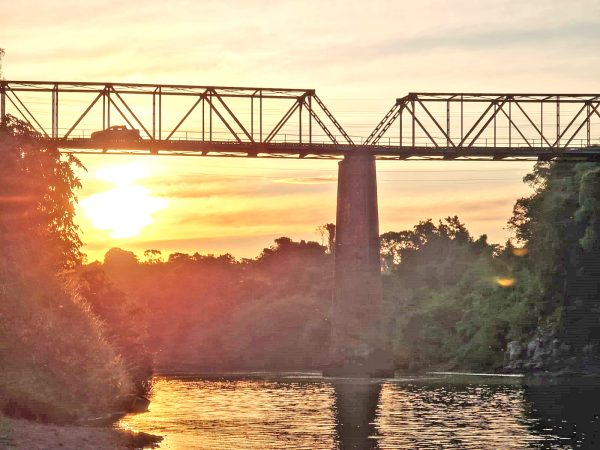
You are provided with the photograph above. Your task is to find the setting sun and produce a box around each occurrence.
[81,163,168,238]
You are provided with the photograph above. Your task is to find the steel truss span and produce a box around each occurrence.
[1,81,600,161]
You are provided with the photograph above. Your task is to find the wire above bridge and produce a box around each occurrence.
[1,81,599,161]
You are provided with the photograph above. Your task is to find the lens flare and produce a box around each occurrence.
[495,277,516,288]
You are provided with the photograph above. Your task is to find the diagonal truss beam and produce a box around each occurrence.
[364,103,400,145]
[416,98,455,147]
[110,87,153,139]
[367,93,600,151]
[165,94,205,140]
[6,88,49,137]
[64,91,103,138]
[405,103,439,147]
[265,100,300,143]
[497,103,532,147]
[211,89,254,143]
[312,95,354,145]
[563,102,600,148]
[205,92,243,143]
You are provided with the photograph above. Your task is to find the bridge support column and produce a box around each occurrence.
[326,153,392,377]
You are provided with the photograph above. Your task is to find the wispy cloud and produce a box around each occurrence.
[273,175,337,184]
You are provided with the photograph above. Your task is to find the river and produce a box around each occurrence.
[118,373,600,449]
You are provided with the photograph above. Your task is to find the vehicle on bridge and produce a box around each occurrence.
[91,125,141,143]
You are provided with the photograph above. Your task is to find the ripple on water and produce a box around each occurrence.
[119,375,593,449]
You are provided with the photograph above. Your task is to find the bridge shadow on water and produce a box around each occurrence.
[331,380,381,449]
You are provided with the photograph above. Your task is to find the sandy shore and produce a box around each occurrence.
[0,414,161,449]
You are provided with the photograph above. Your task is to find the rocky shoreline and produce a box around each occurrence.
[504,331,600,376]
[0,414,162,450]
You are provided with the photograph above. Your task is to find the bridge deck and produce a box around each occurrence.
[53,138,600,161]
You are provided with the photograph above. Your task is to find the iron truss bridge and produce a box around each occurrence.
[1,81,600,161]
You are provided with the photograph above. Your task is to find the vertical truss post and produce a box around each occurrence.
[299,98,303,144]
[158,86,162,141]
[493,101,497,147]
[202,94,205,141]
[399,103,403,147]
[106,85,111,129]
[460,95,464,142]
[587,102,591,147]
[446,100,450,148]
[259,89,263,143]
[250,94,254,140]
[508,99,512,147]
[411,97,415,147]
[102,89,106,130]
[209,90,213,142]
[540,101,544,147]
[52,84,58,139]
[308,94,312,145]
[152,89,156,140]
[556,96,560,148]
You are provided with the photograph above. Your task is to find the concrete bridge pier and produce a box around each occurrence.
[326,153,393,377]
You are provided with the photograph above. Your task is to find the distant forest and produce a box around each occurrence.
[86,160,600,373]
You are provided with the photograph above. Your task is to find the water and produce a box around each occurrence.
[119,374,600,449]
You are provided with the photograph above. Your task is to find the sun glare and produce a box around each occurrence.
[81,163,168,238]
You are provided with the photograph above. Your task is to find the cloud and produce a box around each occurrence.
[273,175,337,184]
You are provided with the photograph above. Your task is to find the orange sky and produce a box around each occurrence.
[3,0,600,261]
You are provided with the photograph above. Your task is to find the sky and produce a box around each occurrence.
[2,0,600,261]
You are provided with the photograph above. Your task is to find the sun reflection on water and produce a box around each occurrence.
[119,376,581,449]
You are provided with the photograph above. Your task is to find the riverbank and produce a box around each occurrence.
[0,414,162,449]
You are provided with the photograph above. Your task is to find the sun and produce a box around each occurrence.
[81,162,168,238]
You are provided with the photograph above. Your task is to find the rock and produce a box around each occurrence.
[566,356,578,367]
[559,343,572,355]
[527,338,542,358]
[506,341,523,361]
[118,394,150,413]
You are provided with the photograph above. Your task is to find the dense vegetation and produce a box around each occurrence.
[98,238,333,370]
[91,161,600,374]
[0,117,150,423]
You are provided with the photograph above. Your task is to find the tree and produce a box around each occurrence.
[0,116,133,422]
[143,249,163,264]
[0,115,84,272]
[317,223,336,254]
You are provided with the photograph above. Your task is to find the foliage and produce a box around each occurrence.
[508,161,600,349]
[73,159,600,375]
[98,238,333,371]
[0,115,83,273]
[0,116,135,422]
[76,264,153,396]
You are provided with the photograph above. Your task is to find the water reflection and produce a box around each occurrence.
[332,380,381,449]
[119,377,338,449]
[119,375,600,449]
